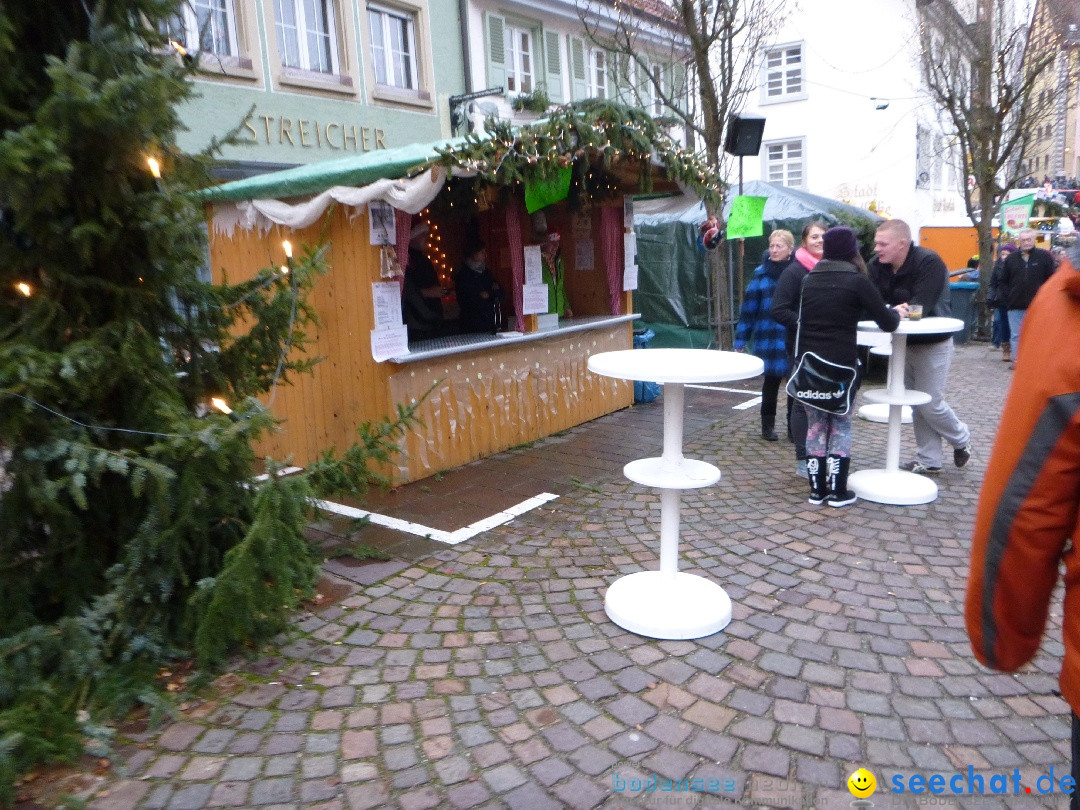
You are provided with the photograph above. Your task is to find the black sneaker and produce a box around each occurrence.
[901,460,941,475]
[954,443,971,468]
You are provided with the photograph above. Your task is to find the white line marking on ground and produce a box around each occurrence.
[314,492,560,546]
[686,383,762,410]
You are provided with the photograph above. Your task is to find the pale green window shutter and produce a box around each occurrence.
[637,61,652,110]
[543,30,563,103]
[606,50,619,99]
[485,13,506,91]
[671,61,687,109]
[569,36,587,100]
[614,53,632,103]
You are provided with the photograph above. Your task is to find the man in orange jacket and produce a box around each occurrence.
[965,244,1077,806]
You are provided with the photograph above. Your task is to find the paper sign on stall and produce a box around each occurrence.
[623,232,638,291]
[368,201,395,246]
[523,245,543,285]
[575,238,594,270]
[371,324,408,362]
[522,283,550,315]
[726,195,767,239]
[623,196,634,229]
[371,282,403,330]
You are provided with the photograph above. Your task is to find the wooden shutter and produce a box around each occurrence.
[485,13,506,91]
[568,35,587,100]
[543,30,563,103]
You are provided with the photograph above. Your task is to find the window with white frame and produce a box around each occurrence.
[765,139,804,188]
[589,50,607,99]
[762,43,803,102]
[504,25,534,94]
[368,5,417,90]
[161,0,238,56]
[275,0,339,74]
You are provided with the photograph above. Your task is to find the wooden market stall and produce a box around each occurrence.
[202,103,722,484]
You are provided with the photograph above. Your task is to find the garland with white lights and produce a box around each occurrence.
[431,100,725,209]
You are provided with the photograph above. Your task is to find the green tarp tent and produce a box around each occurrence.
[633,180,883,348]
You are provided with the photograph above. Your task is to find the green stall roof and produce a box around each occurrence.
[201,137,466,204]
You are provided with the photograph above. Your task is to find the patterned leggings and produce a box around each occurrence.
[805,409,852,458]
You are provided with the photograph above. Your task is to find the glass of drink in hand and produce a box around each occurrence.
[908,304,923,320]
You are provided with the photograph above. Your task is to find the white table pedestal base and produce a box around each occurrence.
[849,468,938,505]
[604,571,732,639]
[858,403,912,424]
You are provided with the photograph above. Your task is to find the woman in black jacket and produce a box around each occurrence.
[794,227,907,507]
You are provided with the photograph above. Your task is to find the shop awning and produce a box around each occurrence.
[200,137,465,204]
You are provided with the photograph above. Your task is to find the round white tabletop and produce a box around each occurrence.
[858,316,964,336]
[587,348,764,384]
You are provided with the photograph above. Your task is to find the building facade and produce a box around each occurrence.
[734,0,982,235]
[169,0,467,175]
[460,0,688,138]
[1024,0,1080,184]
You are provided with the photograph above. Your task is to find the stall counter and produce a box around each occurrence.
[387,316,637,482]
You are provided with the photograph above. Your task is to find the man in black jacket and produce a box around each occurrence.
[1000,228,1056,365]
[868,219,971,476]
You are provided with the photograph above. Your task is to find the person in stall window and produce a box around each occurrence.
[454,238,502,334]
[402,223,448,341]
[540,232,573,319]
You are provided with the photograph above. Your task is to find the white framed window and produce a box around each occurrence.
[504,25,534,94]
[368,5,417,90]
[162,0,238,56]
[764,139,805,188]
[589,50,607,99]
[762,43,804,103]
[275,0,339,74]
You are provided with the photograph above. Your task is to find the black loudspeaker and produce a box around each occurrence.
[723,116,766,156]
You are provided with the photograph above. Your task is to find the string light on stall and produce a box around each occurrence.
[281,240,293,274]
[146,156,162,179]
[14,282,32,297]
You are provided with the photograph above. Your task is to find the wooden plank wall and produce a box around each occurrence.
[387,324,634,482]
[209,204,634,483]
[208,207,394,467]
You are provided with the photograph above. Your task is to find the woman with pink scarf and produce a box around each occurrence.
[769,221,827,478]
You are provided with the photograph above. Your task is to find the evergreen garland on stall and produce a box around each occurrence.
[432,99,725,209]
[0,2,418,798]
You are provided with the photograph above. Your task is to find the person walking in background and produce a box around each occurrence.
[792,226,904,507]
[1000,228,1056,367]
[986,242,1017,363]
[771,221,827,476]
[965,242,1080,810]
[869,219,971,476]
[735,229,794,441]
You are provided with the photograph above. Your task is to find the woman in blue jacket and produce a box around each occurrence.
[735,229,794,441]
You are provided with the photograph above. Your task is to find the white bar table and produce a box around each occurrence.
[849,317,963,505]
[587,348,763,640]
[855,335,912,424]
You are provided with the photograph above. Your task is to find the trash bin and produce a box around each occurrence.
[632,328,661,403]
[949,282,979,345]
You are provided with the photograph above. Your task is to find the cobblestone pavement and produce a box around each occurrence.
[84,342,1072,810]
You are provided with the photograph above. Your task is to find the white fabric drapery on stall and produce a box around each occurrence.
[209,165,470,236]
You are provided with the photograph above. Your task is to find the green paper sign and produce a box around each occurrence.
[1001,194,1035,234]
[726,195,767,239]
[524,167,573,214]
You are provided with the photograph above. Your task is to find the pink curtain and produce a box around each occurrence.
[506,197,526,331]
[394,208,412,291]
[600,206,624,315]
